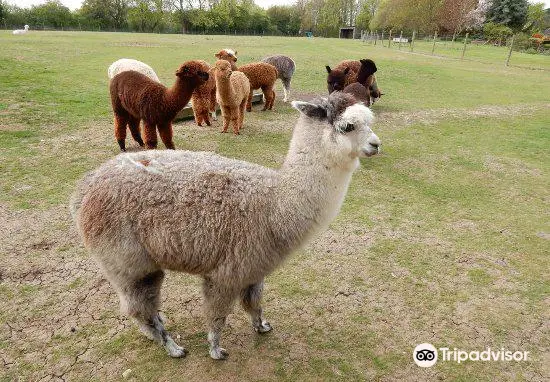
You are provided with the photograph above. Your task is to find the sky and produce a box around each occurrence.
[6,0,550,11]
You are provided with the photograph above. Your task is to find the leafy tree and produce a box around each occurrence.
[28,1,76,28]
[4,4,29,28]
[0,1,6,25]
[525,2,545,33]
[370,0,441,33]
[267,5,301,35]
[355,0,381,30]
[437,0,477,33]
[486,0,528,30]
[317,0,343,37]
[127,0,166,32]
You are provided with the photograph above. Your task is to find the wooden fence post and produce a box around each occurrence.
[398,31,403,50]
[388,29,392,48]
[506,34,515,66]
[431,31,438,55]
[381,31,384,47]
[411,30,416,52]
[461,32,469,59]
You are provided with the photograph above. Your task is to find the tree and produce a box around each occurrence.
[437,0,477,33]
[486,0,528,30]
[267,5,301,35]
[127,0,166,32]
[317,0,344,37]
[464,0,492,30]
[525,2,545,33]
[370,0,442,33]
[28,1,76,28]
[0,1,6,25]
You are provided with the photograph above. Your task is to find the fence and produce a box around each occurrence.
[360,30,550,71]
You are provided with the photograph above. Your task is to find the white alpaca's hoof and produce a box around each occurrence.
[209,346,229,360]
[166,340,188,358]
[255,320,272,334]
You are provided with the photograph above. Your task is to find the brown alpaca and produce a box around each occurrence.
[109,61,208,151]
[326,59,381,104]
[213,60,250,134]
[237,62,278,112]
[326,60,360,93]
[191,60,217,127]
[215,49,278,112]
[343,83,371,105]
[215,49,238,70]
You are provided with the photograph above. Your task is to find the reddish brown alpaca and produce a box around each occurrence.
[191,60,217,127]
[109,61,209,151]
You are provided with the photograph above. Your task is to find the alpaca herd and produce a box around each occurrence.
[73,48,384,360]
[107,51,382,151]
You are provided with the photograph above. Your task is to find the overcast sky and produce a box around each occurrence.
[6,0,550,11]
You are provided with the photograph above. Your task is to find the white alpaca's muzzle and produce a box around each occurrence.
[361,133,381,157]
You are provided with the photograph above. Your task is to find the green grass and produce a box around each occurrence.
[0,31,549,381]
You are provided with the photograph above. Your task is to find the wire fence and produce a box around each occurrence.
[360,30,550,71]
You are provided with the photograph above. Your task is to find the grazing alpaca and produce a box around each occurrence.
[369,80,384,104]
[108,58,160,83]
[342,59,379,106]
[215,48,238,70]
[109,61,208,151]
[354,59,383,104]
[190,60,217,126]
[262,55,295,102]
[13,25,29,35]
[326,60,361,92]
[70,91,381,360]
[343,83,371,105]
[326,59,376,93]
[215,49,278,111]
[213,60,250,134]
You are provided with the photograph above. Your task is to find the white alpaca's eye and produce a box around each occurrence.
[343,123,355,133]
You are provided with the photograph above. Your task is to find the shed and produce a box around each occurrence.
[339,27,360,39]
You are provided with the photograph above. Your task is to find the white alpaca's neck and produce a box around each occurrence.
[271,117,358,256]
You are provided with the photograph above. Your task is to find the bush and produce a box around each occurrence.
[513,32,536,51]
[483,22,513,43]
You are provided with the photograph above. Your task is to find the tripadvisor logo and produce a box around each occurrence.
[413,343,529,367]
[413,343,438,367]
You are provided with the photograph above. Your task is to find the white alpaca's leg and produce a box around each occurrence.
[240,280,272,333]
[113,269,187,358]
[203,278,237,359]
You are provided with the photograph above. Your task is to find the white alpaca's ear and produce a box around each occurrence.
[291,101,327,120]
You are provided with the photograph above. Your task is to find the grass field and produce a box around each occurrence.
[0,31,549,381]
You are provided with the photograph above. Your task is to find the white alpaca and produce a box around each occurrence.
[13,25,29,35]
[71,92,381,360]
[108,58,160,82]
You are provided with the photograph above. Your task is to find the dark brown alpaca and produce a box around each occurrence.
[109,60,209,151]
[326,59,377,94]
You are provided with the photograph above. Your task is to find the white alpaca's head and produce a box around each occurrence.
[291,92,381,163]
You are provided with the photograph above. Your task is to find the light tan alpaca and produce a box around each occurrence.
[70,92,381,361]
[212,60,250,134]
[215,49,278,111]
